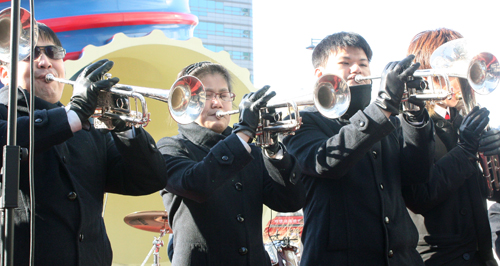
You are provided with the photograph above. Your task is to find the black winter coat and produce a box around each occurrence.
[158,122,305,266]
[0,87,167,266]
[403,108,498,266]
[282,104,434,266]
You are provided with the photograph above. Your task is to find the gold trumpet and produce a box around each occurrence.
[45,74,206,129]
[215,74,350,146]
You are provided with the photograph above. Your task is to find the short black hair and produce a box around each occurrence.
[312,32,372,69]
[37,22,62,47]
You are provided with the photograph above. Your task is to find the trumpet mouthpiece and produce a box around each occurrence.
[45,73,55,83]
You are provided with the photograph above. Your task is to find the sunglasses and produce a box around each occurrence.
[23,45,66,61]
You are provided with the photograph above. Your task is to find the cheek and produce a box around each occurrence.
[223,102,233,111]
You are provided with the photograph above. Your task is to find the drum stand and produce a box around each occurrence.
[141,229,166,266]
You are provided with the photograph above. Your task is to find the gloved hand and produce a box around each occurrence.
[375,54,421,115]
[69,59,119,130]
[457,106,490,158]
[261,107,281,156]
[403,76,427,122]
[479,129,500,156]
[233,85,276,140]
[111,119,132,132]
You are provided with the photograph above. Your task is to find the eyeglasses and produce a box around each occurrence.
[23,45,66,61]
[206,91,235,102]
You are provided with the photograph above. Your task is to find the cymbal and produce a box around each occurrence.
[123,211,172,233]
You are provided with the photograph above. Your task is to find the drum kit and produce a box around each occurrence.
[265,237,300,266]
[123,211,172,266]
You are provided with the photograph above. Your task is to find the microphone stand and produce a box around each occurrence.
[1,1,22,266]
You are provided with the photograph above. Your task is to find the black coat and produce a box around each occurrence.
[403,109,498,266]
[158,122,305,266]
[0,87,167,266]
[282,104,434,266]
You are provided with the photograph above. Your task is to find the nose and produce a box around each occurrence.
[36,52,53,69]
[350,64,362,74]
[210,94,223,107]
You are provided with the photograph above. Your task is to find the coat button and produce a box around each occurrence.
[384,217,390,224]
[380,183,384,190]
[463,253,470,260]
[222,155,229,161]
[372,151,377,159]
[67,192,78,201]
[388,250,394,258]
[35,118,42,123]
[359,121,365,127]
[460,208,467,216]
[236,214,245,223]
[79,233,84,242]
[238,247,248,255]
[62,156,67,163]
[235,182,243,191]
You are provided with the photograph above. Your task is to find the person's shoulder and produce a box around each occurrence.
[157,134,188,152]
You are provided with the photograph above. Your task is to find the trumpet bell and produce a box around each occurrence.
[430,38,500,95]
[169,76,206,124]
[314,74,350,119]
[0,7,38,63]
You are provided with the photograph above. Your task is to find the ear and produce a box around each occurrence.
[0,65,10,86]
[314,67,323,79]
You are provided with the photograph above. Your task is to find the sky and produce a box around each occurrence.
[252,0,500,128]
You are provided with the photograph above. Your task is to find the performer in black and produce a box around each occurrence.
[282,32,435,265]
[158,61,305,265]
[0,23,167,265]
[403,28,500,266]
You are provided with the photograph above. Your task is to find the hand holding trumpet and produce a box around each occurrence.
[375,54,421,116]
[69,59,119,130]
[232,85,276,142]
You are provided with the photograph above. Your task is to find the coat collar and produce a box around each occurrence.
[178,122,232,149]
[0,85,63,113]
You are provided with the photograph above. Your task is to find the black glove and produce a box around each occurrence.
[111,119,132,133]
[404,81,427,122]
[375,54,421,115]
[232,85,276,140]
[69,59,119,130]
[457,106,490,158]
[479,129,500,156]
[261,107,281,156]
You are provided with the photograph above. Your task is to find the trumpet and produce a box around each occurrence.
[0,7,38,63]
[215,74,350,146]
[428,38,500,198]
[354,39,500,111]
[45,74,205,129]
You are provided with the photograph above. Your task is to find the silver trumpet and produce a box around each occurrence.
[0,7,38,63]
[359,38,500,197]
[215,74,350,146]
[354,39,500,113]
[46,74,205,129]
[429,38,500,198]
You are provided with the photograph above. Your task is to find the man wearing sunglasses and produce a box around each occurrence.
[0,23,167,265]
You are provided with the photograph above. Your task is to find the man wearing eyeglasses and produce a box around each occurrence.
[0,23,167,265]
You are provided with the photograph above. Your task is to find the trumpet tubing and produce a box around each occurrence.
[45,74,205,128]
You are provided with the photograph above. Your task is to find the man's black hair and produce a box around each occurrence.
[312,32,372,69]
